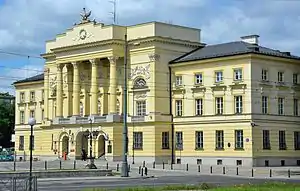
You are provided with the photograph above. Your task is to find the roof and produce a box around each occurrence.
[13,73,44,85]
[170,41,300,63]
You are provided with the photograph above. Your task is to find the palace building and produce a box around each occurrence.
[14,10,300,167]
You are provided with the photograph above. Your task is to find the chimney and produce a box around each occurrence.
[241,35,260,45]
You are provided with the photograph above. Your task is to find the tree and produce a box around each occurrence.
[0,97,15,148]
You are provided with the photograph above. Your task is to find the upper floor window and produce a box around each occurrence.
[261,69,268,81]
[175,100,183,116]
[234,69,242,81]
[30,91,35,102]
[294,131,300,150]
[136,100,146,116]
[175,75,183,86]
[98,100,102,115]
[116,99,120,114]
[195,131,204,150]
[42,90,44,101]
[175,131,183,150]
[263,130,270,149]
[133,132,143,150]
[235,96,243,114]
[279,130,286,150]
[262,96,268,114]
[215,97,223,115]
[195,73,203,84]
[293,73,298,84]
[19,136,24,151]
[80,102,84,116]
[215,71,223,83]
[294,99,299,116]
[30,110,35,118]
[20,92,25,102]
[195,99,203,116]
[162,132,169,149]
[235,130,244,149]
[20,111,25,124]
[278,98,284,115]
[278,72,284,83]
[215,130,224,150]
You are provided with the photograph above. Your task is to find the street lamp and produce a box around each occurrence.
[28,117,36,191]
[86,116,98,169]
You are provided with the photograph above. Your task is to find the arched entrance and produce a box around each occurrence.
[75,131,89,159]
[98,135,105,158]
[61,136,69,155]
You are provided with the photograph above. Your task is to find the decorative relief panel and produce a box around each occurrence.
[133,78,147,89]
[148,53,160,62]
[63,74,68,88]
[129,64,150,80]
[135,93,147,99]
[72,29,94,41]
[50,76,57,96]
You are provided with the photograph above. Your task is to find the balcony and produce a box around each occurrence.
[52,115,121,125]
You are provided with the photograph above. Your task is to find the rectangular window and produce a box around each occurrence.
[278,98,284,115]
[162,132,169,149]
[19,136,24,151]
[215,71,223,83]
[234,69,242,81]
[235,130,244,149]
[42,109,44,120]
[195,99,203,116]
[133,132,143,150]
[263,130,270,149]
[29,135,34,150]
[278,72,284,82]
[136,100,146,116]
[262,96,268,114]
[175,75,182,86]
[261,69,268,81]
[30,91,35,102]
[195,131,203,150]
[30,110,35,118]
[294,99,298,116]
[215,97,223,115]
[195,73,203,84]
[279,131,286,150]
[42,90,45,101]
[20,111,25,124]
[235,96,243,114]
[175,100,183,116]
[175,131,183,150]
[20,92,25,102]
[293,73,298,84]
[294,132,300,150]
[215,130,224,149]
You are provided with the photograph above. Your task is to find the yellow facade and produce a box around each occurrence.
[14,12,300,167]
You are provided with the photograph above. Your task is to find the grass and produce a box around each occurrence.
[84,182,300,191]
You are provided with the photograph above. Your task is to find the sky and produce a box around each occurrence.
[0,0,299,95]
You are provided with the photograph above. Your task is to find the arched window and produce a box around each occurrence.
[80,102,84,116]
[116,99,120,114]
[98,100,102,115]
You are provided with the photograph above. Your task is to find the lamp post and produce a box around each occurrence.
[121,33,129,177]
[87,116,97,169]
[28,117,36,191]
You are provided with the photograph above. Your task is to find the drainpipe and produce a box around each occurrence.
[168,66,175,164]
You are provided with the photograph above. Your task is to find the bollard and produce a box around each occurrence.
[171,163,173,170]
[210,166,212,174]
[59,160,62,169]
[143,161,145,167]
[139,166,141,174]
[141,167,144,176]
[13,161,16,171]
[186,164,189,171]
[269,169,272,177]
[44,161,47,170]
[223,166,225,174]
[106,162,109,170]
[198,165,200,172]
[163,162,165,169]
[251,168,254,177]
[73,160,76,170]
[153,162,155,169]
[145,167,148,176]
[117,164,119,171]
[288,169,291,178]
[236,167,239,175]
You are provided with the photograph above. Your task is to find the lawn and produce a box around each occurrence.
[84,182,300,191]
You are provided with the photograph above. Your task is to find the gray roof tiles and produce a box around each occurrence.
[13,73,44,84]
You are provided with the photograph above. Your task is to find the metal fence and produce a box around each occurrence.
[0,177,37,191]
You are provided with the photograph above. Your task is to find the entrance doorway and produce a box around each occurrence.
[98,135,105,158]
[75,131,89,159]
[61,136,69,155]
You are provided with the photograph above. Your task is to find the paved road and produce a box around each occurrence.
[37,175,300,191]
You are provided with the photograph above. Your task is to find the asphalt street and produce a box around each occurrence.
[37,175,300,191]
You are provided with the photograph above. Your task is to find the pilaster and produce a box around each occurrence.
[72,61,80,116]
[56,63,64,117]
[43,67,49,121]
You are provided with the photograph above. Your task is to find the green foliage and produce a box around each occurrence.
[0,96,15,148]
